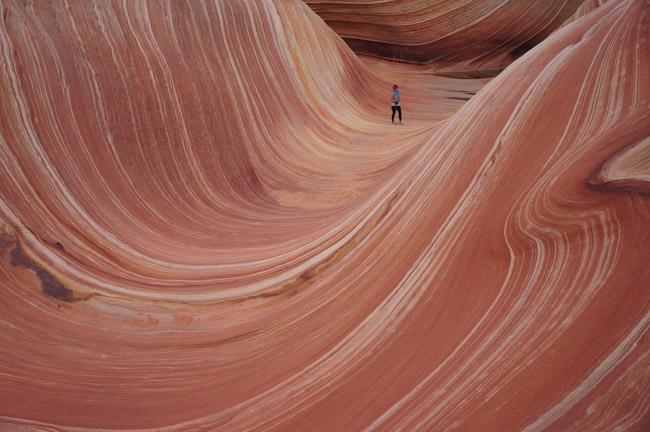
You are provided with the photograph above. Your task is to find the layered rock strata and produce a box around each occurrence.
[0,0,649,430]
[305,0,585,70]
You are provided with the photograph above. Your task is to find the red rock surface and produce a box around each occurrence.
[305,0,586,70]
[0,0,649,430]
[561,0,609,27]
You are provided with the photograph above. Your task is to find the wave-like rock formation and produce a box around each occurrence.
[561,0,609,27]
[304,0,586,70]
[1,0,649,430]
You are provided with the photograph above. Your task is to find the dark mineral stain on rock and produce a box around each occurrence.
[9,243,82,302]
[34,267,76,302]
[10,244,32,268]
[0,234,16,252]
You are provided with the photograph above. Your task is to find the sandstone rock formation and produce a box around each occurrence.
[305,0,586,70]
[561,0,609,27]
[0,0,648,430]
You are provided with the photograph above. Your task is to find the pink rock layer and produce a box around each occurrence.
[304,0,585,70]
[561,0,609,27]
[0,0,649,430]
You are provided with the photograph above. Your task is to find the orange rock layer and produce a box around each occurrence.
[305,0,585,70]
[0,0,649,430]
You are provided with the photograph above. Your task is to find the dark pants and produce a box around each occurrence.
[391,105,402,122]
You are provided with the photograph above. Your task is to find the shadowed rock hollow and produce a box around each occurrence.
[304,0,586,69]
[0,0,649,430]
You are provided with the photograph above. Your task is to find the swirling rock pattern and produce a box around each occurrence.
[561,0,609,27]
[1,0,649,430]
[304,0,586,70]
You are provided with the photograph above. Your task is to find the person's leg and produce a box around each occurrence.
[397,106,402,123]
[391,106,397,122]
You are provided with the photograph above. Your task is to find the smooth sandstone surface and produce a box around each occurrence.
[0,0,649,431]
[561,0,609,27]
[304,0,586,70]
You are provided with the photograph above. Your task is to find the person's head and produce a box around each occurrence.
[393,85,398,90]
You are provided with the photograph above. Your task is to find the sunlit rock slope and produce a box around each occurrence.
[561,0,609,27]
[1,0,649,430]
[305,0,585,70]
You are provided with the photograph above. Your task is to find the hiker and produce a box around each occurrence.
[391,84,402,124]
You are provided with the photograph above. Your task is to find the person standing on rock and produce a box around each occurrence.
[391,84,402,124]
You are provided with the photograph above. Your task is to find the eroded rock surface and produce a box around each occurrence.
[305,0,585,70]
[0,0,648,430]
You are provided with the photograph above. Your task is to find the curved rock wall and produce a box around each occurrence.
[305,0,585,70]
[561,0,609,27]
[1,0,649,430]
